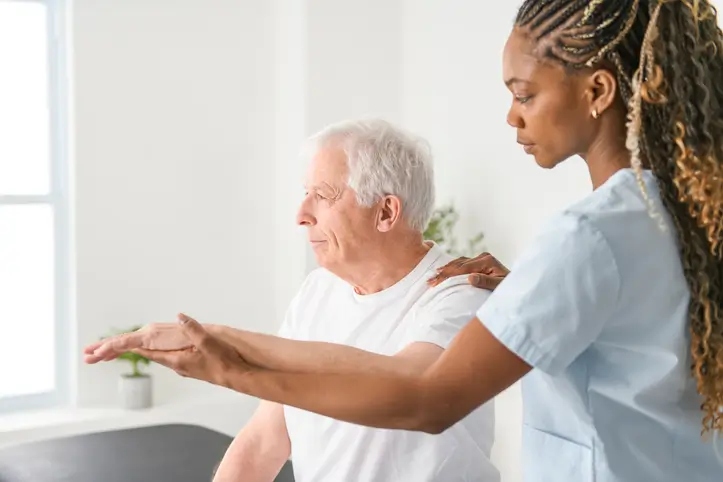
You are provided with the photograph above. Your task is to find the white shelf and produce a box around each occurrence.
[0,392,258,449]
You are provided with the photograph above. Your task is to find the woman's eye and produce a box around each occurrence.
[516,95,532,104]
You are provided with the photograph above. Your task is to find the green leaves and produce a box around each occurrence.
[423,204,485,257]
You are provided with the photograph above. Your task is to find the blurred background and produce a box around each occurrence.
[5,1,697,480]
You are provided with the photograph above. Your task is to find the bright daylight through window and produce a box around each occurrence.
[0,0,68,412]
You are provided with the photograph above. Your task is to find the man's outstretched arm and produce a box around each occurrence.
[85,321,445,377]
[209,325,444,377]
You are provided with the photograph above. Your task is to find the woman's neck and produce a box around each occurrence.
[584,136,632,190]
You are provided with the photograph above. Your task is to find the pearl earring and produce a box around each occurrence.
[592,108,599,119]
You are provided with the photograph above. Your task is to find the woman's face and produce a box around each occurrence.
[502,27,601,169]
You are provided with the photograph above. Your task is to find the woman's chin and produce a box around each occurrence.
[533,151,564,170]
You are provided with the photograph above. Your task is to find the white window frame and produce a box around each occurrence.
[0,0,70,413]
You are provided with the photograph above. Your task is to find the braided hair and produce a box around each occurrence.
[515,0,723,434]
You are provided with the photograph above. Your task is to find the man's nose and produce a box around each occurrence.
[296,198,316,226]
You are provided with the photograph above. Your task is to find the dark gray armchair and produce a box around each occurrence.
[0,423,294,482]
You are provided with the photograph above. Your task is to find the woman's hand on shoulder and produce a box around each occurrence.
[428,252,510,290]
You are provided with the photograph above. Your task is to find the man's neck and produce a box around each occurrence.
[342,239,431,295]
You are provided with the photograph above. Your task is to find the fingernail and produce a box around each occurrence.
[178,314,188,324]
[470,274,481,283]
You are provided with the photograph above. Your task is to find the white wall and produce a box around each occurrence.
[400,2,593,480]
[72,0,276,408]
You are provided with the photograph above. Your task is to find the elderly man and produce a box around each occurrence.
[85,119,500,482]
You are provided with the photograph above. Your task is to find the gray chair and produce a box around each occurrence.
[0,423,294,482]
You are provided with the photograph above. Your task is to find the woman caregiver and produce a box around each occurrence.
[86,1,723,480]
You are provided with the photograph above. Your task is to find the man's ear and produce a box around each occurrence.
[377,195,402,233]
[587,68,618,116]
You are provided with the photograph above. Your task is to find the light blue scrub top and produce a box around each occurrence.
[477,168,723,482]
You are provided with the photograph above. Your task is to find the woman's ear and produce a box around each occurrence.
[587,68,618,117]
[377,195,402,233]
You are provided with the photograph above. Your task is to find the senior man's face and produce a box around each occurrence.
[297,146,379,271]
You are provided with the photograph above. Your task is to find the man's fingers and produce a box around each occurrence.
[83,340,104,355]
[83,336,129,363]
[84,352,106,364]
[97,333,142,359]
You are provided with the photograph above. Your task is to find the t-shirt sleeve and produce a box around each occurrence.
[406,276,492,349]
[276,305,295,339]
[477,212,621,375]
[276,270,319,339]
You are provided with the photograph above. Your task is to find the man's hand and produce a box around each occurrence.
[134,314,250,388]
[427,252,510,290]
[84,321,192,363]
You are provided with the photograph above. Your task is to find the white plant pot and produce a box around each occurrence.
[119,374,153,410]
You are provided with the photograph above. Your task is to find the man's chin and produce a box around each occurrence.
[309,244,328,266]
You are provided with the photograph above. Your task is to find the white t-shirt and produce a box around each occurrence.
[279,243,499,482]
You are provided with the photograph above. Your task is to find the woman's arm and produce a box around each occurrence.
[226,318,531,433]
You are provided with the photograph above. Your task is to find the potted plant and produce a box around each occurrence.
[108,326,153,410]
[424,203,485,257]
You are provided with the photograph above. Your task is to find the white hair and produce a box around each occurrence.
[303,119,435,232]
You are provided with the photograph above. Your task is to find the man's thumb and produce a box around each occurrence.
[178,313,208,345]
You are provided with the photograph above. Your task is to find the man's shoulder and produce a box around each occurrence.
[419,274,492,313]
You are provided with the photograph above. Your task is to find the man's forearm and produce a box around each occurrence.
[209,325,406,376]
[212,437,285,482]
[212,443,277,482]
[212,401,290,482]
[225,367,443,433]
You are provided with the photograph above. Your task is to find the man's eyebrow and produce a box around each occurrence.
[305,182,342,196]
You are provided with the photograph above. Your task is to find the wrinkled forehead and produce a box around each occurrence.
[303,144,349,189]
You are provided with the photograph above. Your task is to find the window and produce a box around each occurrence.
[0,0,69,412]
